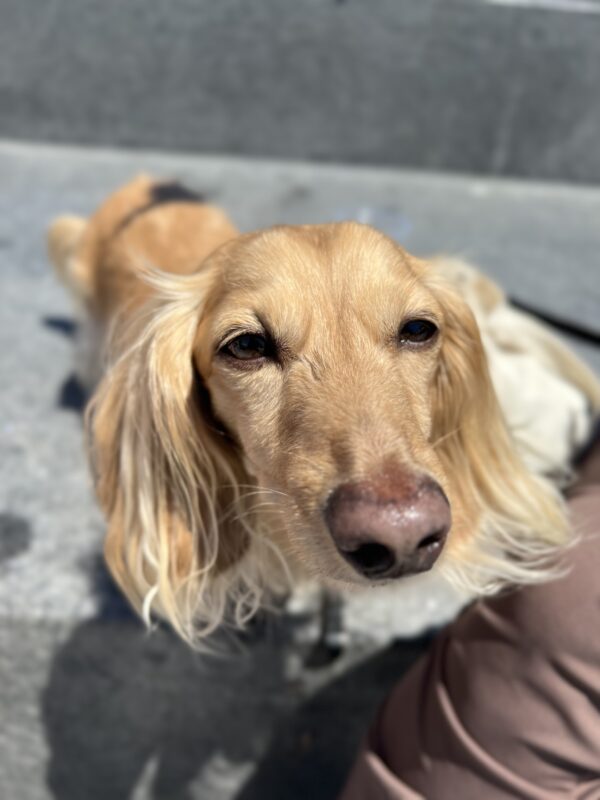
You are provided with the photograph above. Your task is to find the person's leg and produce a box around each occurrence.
[340,448,600,800]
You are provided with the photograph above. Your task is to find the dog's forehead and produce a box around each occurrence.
[206,223,440,350]
[222,222,422,294]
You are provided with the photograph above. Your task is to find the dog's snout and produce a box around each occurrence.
[324,475,450,580]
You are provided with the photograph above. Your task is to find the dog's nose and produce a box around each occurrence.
[324,475,450,580]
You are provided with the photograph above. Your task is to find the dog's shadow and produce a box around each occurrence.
[41,558,428,800]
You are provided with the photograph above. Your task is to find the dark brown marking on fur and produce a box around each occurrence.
[112,182,207,238]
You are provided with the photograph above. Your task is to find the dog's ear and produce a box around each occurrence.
[426,274,570,593]
[47,215,92,300]
[87,267,280,645]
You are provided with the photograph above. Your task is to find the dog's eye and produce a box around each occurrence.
[398,319,438,345]
[222,333,269,361]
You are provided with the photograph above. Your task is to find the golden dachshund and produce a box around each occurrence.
[48,176,599,645]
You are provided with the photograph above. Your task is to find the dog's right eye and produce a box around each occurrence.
[398,319,438,345]
[221,333,269,361]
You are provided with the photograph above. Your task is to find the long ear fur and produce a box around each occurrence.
[88,268,289,646]
[428,257,600,408]
[427,276,571,594]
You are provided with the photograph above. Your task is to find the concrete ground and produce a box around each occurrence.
[1,139,599,800]
[4,0,600,184]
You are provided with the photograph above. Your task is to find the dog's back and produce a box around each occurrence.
[47,175,237,387]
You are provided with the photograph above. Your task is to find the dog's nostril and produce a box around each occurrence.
[417,530,444,550]
[344,542,396,575]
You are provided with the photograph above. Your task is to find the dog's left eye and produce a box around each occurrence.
[222,333,269,361]
[398,319,438,344]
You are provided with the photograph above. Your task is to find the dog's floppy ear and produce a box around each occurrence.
[88,267,284,645]
[426,274,570,593]
[430,257,600,481]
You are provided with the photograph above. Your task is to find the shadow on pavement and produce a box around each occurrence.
[235,637,429,800]
[41,559,429,800]
[41,561,295,800]
[43,316,78,338]
[0,512,32,563]
[43,315,89,412]
[57,372,88,413]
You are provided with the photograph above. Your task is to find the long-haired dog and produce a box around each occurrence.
[48,176,600,646]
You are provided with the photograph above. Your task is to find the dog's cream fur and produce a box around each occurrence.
[49,176,600,646]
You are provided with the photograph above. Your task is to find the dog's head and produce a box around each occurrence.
[88,221,568,644]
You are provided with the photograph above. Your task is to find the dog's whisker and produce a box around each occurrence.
[224,506,287,527]
[222,484,292,501]
[431,427,462,449]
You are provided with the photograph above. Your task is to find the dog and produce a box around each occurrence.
[48,176,600,646]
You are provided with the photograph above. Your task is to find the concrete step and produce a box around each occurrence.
[2,0,600,182]
[1,139,599,800]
